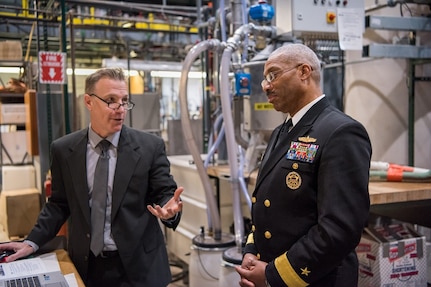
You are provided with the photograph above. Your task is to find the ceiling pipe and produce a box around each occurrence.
[65,0,202,18]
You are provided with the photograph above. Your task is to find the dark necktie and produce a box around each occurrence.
[90,139,110,256]
[274,118,293,149]
[261,118,293,166]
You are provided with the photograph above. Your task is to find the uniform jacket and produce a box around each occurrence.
[244,97,372,287]
[27,125,180,286]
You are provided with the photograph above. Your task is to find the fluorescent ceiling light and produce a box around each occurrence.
[102,59,200,72]
[0,67,201,79]
[67,68,139,76]
[151,71,206,79]
[68,68,99,76]
[0,67,138,77]
[0,67,21,74]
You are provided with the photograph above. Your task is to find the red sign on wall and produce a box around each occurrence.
[39,51,67,84]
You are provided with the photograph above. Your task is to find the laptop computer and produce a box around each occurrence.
[0,271,69,287]
[0,253,69,287]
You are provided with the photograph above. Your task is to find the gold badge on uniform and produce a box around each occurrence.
[286,171,301,190]
[298,136,317,143]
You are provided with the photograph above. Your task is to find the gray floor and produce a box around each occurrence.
[0,223,189,287]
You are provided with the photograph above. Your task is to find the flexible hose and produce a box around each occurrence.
[179,39,224,240]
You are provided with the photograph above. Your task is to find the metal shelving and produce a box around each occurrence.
[0,60,33,175]
[363,15,431,166]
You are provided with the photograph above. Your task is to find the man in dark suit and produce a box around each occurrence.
[0,68,183,286]
[235,44,372,287]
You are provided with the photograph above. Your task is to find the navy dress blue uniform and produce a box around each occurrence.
[243,97,372,287]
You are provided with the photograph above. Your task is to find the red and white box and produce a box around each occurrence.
[356,223,428,287]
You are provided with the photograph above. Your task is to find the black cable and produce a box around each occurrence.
[169,259,188,282]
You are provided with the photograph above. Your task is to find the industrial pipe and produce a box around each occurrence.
[179,39,225,240]
[219,23,277,248]
[219,23,255,248]
[220,43,245,248]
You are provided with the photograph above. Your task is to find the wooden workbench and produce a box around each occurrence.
[206,165,431,205]
[55,249,86,287]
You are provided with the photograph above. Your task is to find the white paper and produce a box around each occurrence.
[337,8,364,51]
[0,252,60,280]
[0,257,46,279]
[65,273,79,287]
[37,252,62,272]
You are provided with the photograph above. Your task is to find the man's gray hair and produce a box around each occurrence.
[85,68,127,94]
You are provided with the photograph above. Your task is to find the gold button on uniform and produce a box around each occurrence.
[252,225,256,232]
[264,231,272,239]
[252,197,256,203]
[257,253,261,259]
[264,199,270,207]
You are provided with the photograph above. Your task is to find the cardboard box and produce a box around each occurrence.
[0,40,23,61]
[1,165,36,191]
[0,188,40,238]
[0,103,26,124]
[356,224,428,287]
[1,130,31,165]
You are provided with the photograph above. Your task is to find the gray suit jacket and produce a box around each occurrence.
[27,125,180,286]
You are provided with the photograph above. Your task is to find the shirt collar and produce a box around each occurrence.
[88,124,121,148]
[287,94,326,126]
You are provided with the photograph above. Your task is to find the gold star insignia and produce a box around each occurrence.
[301,267,311,276]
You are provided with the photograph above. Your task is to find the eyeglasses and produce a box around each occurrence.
[89,94,135,111]
[261,63,306,88]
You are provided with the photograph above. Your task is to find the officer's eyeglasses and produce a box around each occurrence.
[261,63,307,88]
[89,94,135,111]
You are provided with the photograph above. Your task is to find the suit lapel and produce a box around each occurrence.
[260,124,283,168]
[111,127,140,219]
[66,129,92,225]
[256,98,330,189]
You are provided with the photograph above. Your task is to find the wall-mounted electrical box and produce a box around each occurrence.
[274,0,365,36]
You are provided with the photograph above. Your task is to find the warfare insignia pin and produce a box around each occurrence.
[286,171,301,190]
[298,136,317,143]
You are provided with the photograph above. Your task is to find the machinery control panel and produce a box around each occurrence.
[235,72,251,96]
[275,0,365,36]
